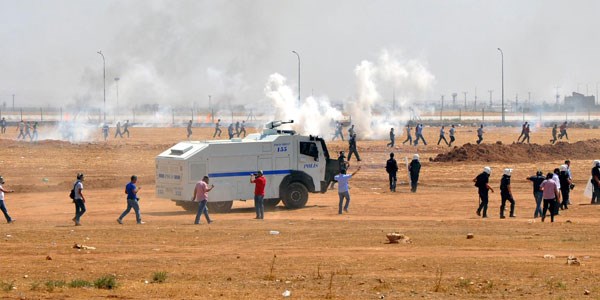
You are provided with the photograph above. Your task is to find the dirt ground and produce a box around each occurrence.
[0,124,599,299]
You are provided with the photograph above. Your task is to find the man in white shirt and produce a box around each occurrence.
[0,176,15,223]
[334,166,361,214]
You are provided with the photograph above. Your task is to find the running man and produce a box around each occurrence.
[238,121,247,137]
[114,121,123,138]
[437,126,449,146]
[448,124,456,147]
[386,128,395,148]
[122,120,130,138]
[117,175,144,224]
[550,124,558,144]
[187,120,193,139]
[0,176,15,224]
[402,124,413,145]
[213,119,222,138]
[476,124,484,144]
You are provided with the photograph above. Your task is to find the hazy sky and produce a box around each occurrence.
[1,0,599,109]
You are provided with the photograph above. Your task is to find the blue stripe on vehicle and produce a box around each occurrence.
[208,170,292,178]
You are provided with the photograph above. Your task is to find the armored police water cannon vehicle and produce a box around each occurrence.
[155,120,340,212]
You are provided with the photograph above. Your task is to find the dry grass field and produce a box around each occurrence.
[0,124,599,299]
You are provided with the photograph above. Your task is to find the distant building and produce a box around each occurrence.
[564,92,595,111]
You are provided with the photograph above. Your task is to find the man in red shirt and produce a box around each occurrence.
[250,170,267,219]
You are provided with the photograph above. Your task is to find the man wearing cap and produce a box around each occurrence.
[251,170,267,219]
[474,167,494,218]
[0,176,15,224]
[526,171,545,218]
[334,166,361,214]
[192,175,214,224]
[409,154,421,192]
[499,168,516,218]
[117,175,144,224]
[385,153,399,192]
[72,173,86,226]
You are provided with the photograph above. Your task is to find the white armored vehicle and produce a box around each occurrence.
[155,120,340,212]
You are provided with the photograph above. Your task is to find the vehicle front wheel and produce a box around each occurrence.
[282,182,309,209]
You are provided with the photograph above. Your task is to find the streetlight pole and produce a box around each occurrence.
[114,77,120,118]
[97,51,106,122]
[497,48,505,125]
[292,50,300,102]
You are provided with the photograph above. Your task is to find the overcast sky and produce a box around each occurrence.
[1,0,599,109]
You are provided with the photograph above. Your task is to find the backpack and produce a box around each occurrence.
[69,182,78,200]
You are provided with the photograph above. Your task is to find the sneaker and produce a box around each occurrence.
[476,210,481,217]
[7,219,15,224]
[75,222,82,226]
[343,208,349,213]
[137,221,145,225]
[509,215,516,218]
[117,218,123,224]
[500,216,506,219]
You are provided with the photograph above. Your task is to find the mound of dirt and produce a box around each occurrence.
[432,139,600,163]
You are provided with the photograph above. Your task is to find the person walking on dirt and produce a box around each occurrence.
[540,173,560,222]
[71,173,86,226]
[526,171,545,218]
[558,122,568,140]
[590,160,600,204]
[329,151,348,190]
[517,122,528,142]
[16,120,25,140]
[448,124,456,147]
[474,167,494,218]
[122,120,130,138]
[558,165,571,210]
[186,120,193,139]
[0,176,15,224]
[24,122,32,140]
[402,124,413,145]
[437,126,449,146]
[332,122,344,141]
[0,117,6,134]
[476,124,484,144]
[31,122,39,142]
[192,175,214,224]
[347,133,361,162]
[414,124,427,146]
[114,121,123,138]
[238,121,247,137]
[228,123,234,139]
[550,124,558,144]
[552,168,562,215]
[499,168,516,218]
[117,175,144,224]
[348,124,355,137]
[235,121,240,137]
[334,166,361,214]
[102,123,109,141]
[251,170,267,219]
[213,119,222,138]
[519,124,531,144]
[409,154,421,192]
[387,128,395,148]
[386,153,399,192]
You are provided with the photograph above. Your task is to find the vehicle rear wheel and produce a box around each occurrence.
[206,201,233,213]
[282,182,309,209]
[264,198,281,209]
[174,200,197,212]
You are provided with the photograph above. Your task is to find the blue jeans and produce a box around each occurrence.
[0,200,12,222]
[74,199,86,222]
[194,200,211,224]
[533,191,543,218]
[254,195,264,219]
[119,198,141,223]
[338,191,350,214]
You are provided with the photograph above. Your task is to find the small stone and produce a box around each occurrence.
[584,289,590,295]
[23,275,28,278]
[46,255,52,260]
[466,233,474,239]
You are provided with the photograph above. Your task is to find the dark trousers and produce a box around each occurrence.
[402,135,412,145]
[414,134,427,145]
[560,188,569,209]
[348,148,361,161]
[500,193,515,217]
[449,136,455,146]
[520,133,530,144]
[592,185,600,204]
[387,138,395,147]
[254,195,264,219]
[542,198,557,222]
[533,191,543,218]
[410,176,419,192]
[213,128,221,137]
[477,190,489,217]
[74,199,86,222]
[476,135,483,144]
[194,199,211,224]
[388,172,397,191]
[437,135,448,146]
[0,200,12,222]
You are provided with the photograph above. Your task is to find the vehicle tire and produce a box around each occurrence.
[206,201,233,213]
[174,200,198,212]
[264,198,281,210]
[282,182,309,209]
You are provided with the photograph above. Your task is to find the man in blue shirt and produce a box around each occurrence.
[117,175,144,224]
[333,166,361,214]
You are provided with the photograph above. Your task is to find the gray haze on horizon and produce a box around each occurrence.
[1,0,599,110]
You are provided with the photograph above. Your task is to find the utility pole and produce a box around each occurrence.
[488,90,493,107]
[12,94,15,110]
[555,86,560,105]
[463,91,467,109]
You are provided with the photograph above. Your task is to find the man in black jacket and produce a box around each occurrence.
[409,154,421,192]
[474,167,494,218]
[385,153,399,192]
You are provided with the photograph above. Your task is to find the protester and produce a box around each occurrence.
[187,120,193,139]
[250,170,266,219]
[526,171,545,218]
[540,173,560,222]
[71,173,86,226]
[117,175,144,224]
[386,128,395,148]
[476,124,484,144]
[437,126,449,146]
[192,175,214,224]
[550,124,558,144]
[213,119,222,138]
[385,153,398,192]
[0,176,15,224]
[334,166,361,214]
[448,124,456,147]
[402,124,413,145]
